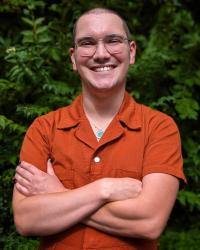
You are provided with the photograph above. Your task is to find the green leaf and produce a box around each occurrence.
[21,17,34,27]
[175,98,199,120]
[49,47,61,61]
[37,36,52,43]
[0,115,25,133]
[178,191,200,211]
[16,105,51,119]
[34,17,45,26]
[35,25,48,35]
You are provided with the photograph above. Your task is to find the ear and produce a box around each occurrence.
[129,41,136,65]
[69,48,77,71]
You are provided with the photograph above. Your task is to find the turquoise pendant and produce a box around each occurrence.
[96,129,104,139]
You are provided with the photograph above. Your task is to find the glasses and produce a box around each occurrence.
[74,34,130,57]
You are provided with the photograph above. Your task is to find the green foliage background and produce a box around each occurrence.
[0,0,199,249]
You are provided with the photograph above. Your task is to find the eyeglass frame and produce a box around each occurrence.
[73,34,131,57]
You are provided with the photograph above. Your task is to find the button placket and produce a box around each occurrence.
[90,151,103,176]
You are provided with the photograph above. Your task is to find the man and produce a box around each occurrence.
[13,8,186,250]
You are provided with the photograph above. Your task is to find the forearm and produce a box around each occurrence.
[84,174,179,240]
[13,161,143,237]
[13,180,107,236]
[83,196,155,239]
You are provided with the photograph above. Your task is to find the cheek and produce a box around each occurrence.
[75,57,89,71]
[76,54,89,64]
[115,52,129,64]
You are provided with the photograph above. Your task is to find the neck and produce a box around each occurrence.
[82,86,125,125]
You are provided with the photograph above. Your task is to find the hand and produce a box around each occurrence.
[100,177,142,202]
[14,160,67,196]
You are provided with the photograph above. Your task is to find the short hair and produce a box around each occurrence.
[72,8,131,47]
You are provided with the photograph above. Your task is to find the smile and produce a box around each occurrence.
[91,65,116,72]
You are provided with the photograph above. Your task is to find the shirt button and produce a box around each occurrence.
[94,156,101,163]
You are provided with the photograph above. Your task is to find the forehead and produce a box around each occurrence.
[75,13,126,39]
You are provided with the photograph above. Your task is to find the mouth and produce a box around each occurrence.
[90,65,116,72]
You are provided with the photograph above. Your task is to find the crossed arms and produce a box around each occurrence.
[13,160,179,240]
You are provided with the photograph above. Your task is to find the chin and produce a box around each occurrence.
[92,82,117,91]
[90,77,118,89]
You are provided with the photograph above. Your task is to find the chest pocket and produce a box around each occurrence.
[50,130,76,189]
[114,169,141,180]
[96,138,143,181]
[53,162,75,189]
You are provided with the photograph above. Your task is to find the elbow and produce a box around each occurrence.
[139,218,166,240]
[129,217,166,240]
[15,223,29,237]
[14,213,33,236]
[15,226,30,237]
[142,227,163,240]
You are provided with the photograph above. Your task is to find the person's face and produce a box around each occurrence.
[70,13,136,93]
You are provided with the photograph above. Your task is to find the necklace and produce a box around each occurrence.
[93,124,104,140]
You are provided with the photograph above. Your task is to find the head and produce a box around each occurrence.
[70,8,136,93]
[72,8,132,47]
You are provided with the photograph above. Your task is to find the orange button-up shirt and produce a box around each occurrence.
[20,92,186,250]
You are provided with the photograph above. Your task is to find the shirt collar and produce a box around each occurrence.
[117,92,142,130]
[56,92,142,130]
[56,95,85,129]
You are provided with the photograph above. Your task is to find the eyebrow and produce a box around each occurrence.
[76,36,95,43]
[76,33,125,43]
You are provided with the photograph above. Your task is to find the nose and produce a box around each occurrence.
[93,41,110,62]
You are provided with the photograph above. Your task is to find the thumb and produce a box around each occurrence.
[47,159,55,175]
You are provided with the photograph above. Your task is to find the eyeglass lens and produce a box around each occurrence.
[76,35,129,56]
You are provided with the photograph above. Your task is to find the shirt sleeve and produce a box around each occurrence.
[20,116,51,172]
[142,112,187,184]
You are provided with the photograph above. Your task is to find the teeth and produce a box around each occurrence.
[94,66,113,72]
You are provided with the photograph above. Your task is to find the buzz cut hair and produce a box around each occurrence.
[72,7,131,47]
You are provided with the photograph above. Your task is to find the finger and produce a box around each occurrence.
[16,165,34,181]
[20,161,42,175]
[15,173,30,187]
[47,159,55,176]
[15,182,31,197]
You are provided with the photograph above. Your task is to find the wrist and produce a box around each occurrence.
[97,178,113,202]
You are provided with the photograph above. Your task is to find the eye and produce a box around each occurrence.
[106,37,123,44]
[108,39,120,43]
[78,39,96,47]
